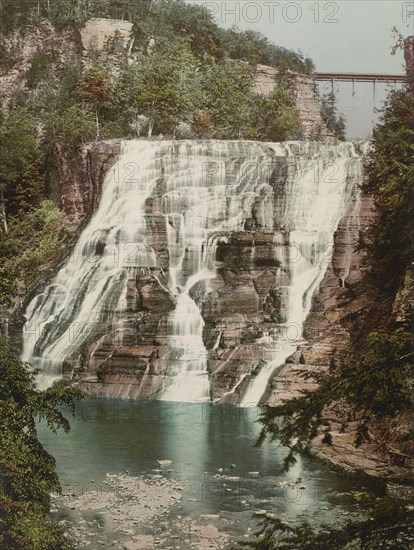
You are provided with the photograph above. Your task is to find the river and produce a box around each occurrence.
[38,399,383,548]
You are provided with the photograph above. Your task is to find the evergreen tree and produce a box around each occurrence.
[0,108,42,231]
[0,340,82,548]
[320,91,346,140]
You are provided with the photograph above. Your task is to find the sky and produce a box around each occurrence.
[189,0,414,138]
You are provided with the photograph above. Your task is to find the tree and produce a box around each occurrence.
[115,39,201,137]
[128,42,200,136]
[0,339,82,548]
[219,26,315,74]
[362,88,414,301]
[115,64,144,135]
[57,105,96,150]
[320,91,346,140]
[192,110,213,137]
[0,108,41,232]
[132,0,221,60]
[136,58,184,137]
[200,61,256,138]
[0,200,69,305]
[75,65,115,139]
[258,74,301,141]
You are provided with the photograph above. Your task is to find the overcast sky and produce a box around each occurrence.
[190,0,414,138]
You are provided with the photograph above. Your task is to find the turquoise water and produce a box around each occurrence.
[38,399,383,544]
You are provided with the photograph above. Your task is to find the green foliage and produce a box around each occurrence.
[192,110,213,137]
[139,0,222,60]
[134,52,189,136]
[340,329,414,418]
[320,91,346,140]
[56,105,96,150]
[26,51,56,89]
[200,62,256,139]
[0,0,313,76]
[76,65,114,110]
[257,328,414,463]
[363,89,414,303]
[0,107,39,186]
[75,64,115,138]
[242,496,414,549]
[116,40,202,136]
[257,74,301,141]
[0,107,44,225]
[0,339,81,549]
[219,26,315,74]
[0,201,70,304]
[0,0,316,145]
[115,46,301,140]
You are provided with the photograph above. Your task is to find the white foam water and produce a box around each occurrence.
[22,140,364,404]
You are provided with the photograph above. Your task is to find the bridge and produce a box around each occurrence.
[315,72,407,83]
[314,72,407,98]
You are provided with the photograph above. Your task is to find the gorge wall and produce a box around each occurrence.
[0,18,333,142]
[21,140,366,405]
[234,61,336,143]
[3,17,388,407]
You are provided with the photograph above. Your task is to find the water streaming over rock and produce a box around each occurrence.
[22,140,365,404]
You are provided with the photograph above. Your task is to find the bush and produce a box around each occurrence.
[0,201,69,304]
[26,51,56,89]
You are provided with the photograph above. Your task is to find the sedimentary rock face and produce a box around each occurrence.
[22,140,366,404]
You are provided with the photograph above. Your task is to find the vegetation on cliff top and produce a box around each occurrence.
[0,0,314,73]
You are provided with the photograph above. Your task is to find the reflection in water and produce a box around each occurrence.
[38,399,382,527]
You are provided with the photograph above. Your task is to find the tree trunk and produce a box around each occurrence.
[147,119,154,138]
[95,109,100,140]
[0,188,8,234]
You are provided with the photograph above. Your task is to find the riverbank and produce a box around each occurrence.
[55,472,231,549]
[268,362,414,499]
[309,426,414,500]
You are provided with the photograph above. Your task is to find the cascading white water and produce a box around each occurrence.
[22,139,364,404]
[22,141,163,388]
[160,292,210,402]
[240,144,362,405]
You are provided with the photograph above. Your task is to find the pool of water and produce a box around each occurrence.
[38,399,383,546]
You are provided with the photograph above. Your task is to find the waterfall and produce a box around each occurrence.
[240,144,362,405]
[22,139,363,404]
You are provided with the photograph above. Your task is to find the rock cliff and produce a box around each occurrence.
[0,18,333,143]
[0,22,79,108]
[267,191,376,406]
[233,61,335,142]
[47,141,363,403]
[6,19,406,408]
